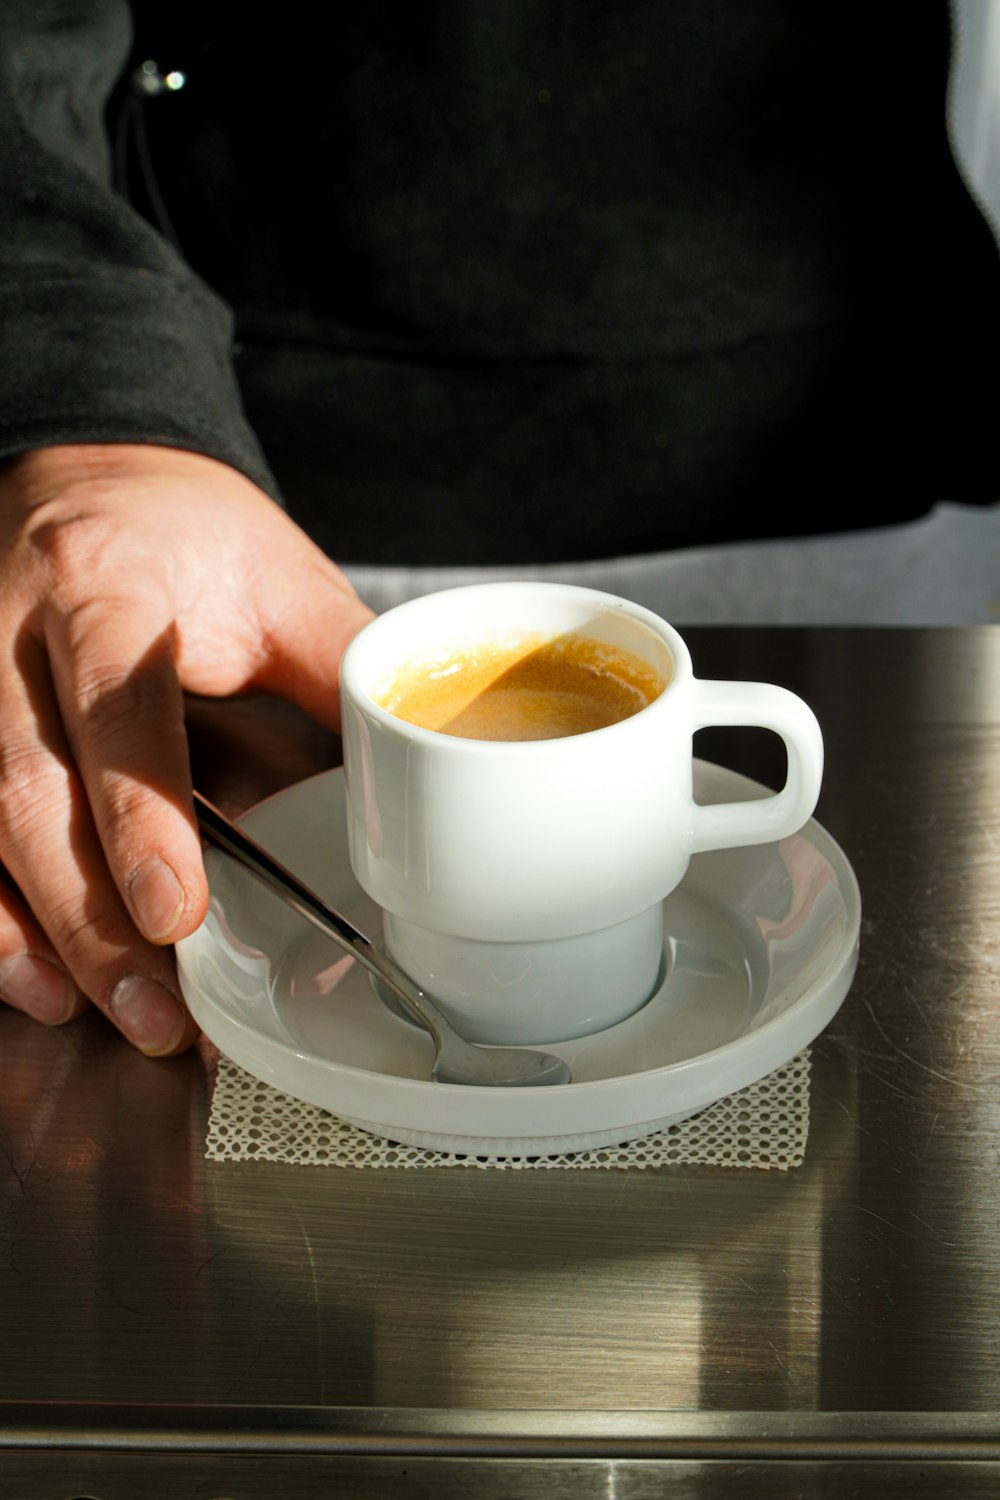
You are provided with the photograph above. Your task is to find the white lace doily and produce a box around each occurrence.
[205,1049,810,1170]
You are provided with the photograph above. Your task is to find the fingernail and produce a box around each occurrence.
[0,954,78,1025]
[109,974,186,1055]
[127,857,185,941]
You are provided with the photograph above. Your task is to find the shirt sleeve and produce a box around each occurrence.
[0,0,281,499]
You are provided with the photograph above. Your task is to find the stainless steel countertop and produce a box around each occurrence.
[2,627,998,1495]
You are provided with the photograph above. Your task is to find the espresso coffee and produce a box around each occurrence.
[376,632,667,741]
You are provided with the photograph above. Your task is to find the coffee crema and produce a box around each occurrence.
[375,632,668,741]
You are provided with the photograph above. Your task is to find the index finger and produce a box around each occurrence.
[44,586,208,947]
[0,621,198,1055]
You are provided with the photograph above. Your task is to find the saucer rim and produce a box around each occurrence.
[178,763,860,1152]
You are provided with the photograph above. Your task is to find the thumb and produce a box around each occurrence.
[253,557,376,733]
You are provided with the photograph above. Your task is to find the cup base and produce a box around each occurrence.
[381,905,666,1046]
[371,946,668,1047]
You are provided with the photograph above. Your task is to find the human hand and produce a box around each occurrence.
[0,443,374,1055]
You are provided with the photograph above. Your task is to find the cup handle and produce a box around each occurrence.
[689,680,824,853]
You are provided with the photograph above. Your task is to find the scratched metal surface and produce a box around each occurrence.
[4,1455,1000,1499]
[1,628,998,1490]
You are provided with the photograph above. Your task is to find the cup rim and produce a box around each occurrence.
[340,582,693,749]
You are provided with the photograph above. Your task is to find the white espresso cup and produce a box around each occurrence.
[339,583,823,1046]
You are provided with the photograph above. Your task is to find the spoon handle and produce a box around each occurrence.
[191,790,444,1045]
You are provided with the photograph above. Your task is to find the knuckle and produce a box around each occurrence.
[56,590,136,667]
[60,615,178,735]
[100,777,182,862]
[0,747,70,843]
[27,502,111,585]
[41,887,117,979]
[70,654,141,729]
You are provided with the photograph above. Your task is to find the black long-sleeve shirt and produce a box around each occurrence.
[2,1,998,566]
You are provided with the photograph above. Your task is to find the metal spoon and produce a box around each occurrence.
[193,791,571,1088]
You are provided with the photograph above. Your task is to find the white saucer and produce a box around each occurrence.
[177,764,860,1156]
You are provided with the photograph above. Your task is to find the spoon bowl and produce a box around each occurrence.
[368,976,570,1087]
